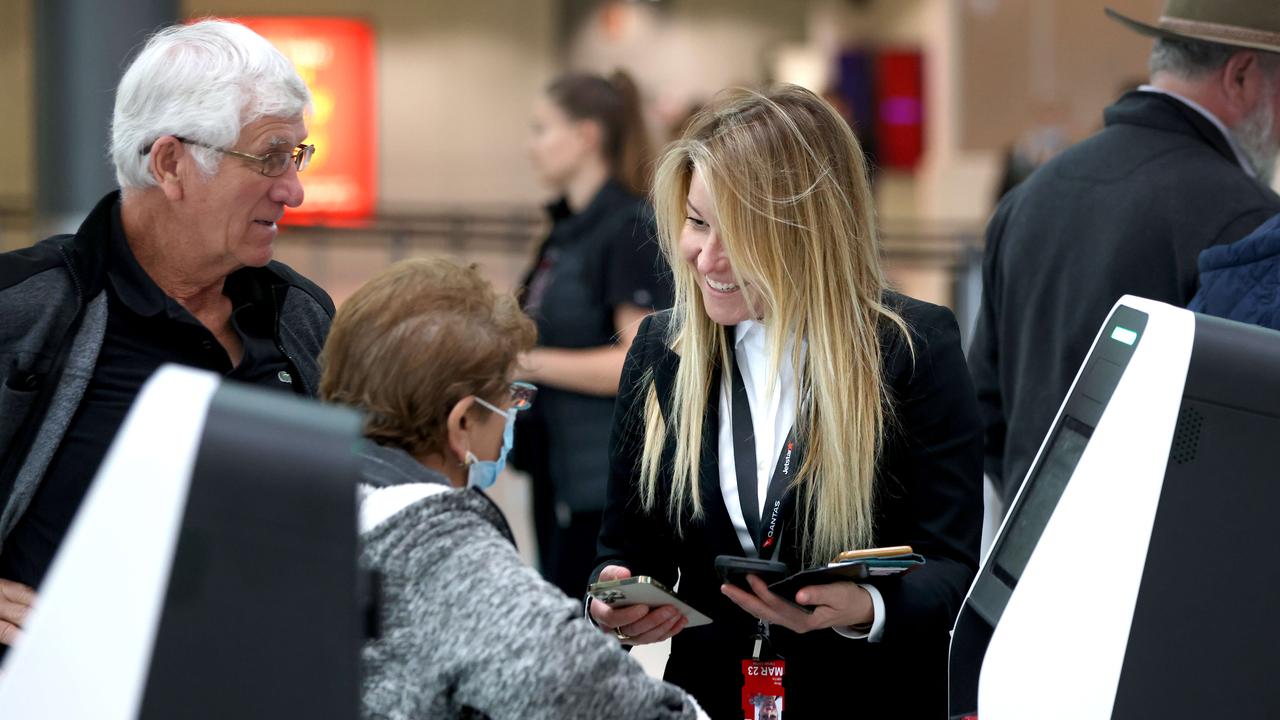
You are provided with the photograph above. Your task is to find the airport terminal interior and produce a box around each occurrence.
[2,0,1279,718]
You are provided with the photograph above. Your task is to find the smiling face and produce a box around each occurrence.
[183,115,308,271]
[677,166,764,326]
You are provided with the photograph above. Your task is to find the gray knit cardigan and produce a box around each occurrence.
[358,442,701,720]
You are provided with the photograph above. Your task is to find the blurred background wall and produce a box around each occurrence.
[1,0,1170,249]
[0,0,34,222]
[0,0,1180,327]
[0,0,1191,678]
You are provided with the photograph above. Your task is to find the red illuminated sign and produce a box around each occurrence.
[238,17,377,221]
[874,50,924,170]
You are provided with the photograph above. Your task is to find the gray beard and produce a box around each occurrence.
[1234,94,1279,187]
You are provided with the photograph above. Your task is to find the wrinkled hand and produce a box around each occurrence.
[589,565,688,645]
[0,578,35,646]
[721,574,872,635]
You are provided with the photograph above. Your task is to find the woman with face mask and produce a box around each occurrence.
[319,258,706,720]
[588,86,984,718]
[515,70,673,599]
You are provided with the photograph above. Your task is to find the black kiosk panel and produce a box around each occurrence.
[137,381,364,720]
[1110,315,1280,719]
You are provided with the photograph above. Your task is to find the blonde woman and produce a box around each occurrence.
[588,86,983,718]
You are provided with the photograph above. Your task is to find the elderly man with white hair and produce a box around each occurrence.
[0,19,332,646]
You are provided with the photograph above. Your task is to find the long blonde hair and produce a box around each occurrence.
[639,85,910,566]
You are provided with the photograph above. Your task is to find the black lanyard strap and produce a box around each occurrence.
[729,344,803,560]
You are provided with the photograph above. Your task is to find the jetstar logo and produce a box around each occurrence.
[782,442,794,475]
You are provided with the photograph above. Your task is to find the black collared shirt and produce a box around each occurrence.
[0,200,299,589]
[512,178,672,512]
[520,179,672,337]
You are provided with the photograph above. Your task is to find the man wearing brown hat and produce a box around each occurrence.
[970,1,1280,508]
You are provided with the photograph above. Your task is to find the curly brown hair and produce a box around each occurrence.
[319,258,537,458]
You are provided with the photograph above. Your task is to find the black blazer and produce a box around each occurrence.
[594,294,983,719]
[969,91,1280,505]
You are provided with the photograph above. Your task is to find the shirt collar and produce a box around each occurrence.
[357,440,453,489]
[1138,85,1257,177]
[734,319,766,350]
[104,198,176,318]
[544,178,632,225]
[734,319,810,373]
[544,197,572,223]
[105,198,278,320]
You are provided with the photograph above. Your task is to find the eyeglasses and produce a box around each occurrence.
[473,382,537,418]
[140,136,315,177]
[509,381,537,412]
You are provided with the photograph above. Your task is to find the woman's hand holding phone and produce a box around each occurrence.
[588,565,690,645]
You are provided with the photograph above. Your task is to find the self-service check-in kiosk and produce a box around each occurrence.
[950,295,1280,719]
[0,365,365,720]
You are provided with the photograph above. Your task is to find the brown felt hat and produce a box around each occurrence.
[1107,0,1280,54]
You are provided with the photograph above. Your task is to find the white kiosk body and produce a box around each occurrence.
[950,296,1280,719]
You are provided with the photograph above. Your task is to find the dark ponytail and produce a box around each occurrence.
[546,69,652,196]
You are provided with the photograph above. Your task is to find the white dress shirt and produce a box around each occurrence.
[717,320,885,642]
[1137,85,1256,177]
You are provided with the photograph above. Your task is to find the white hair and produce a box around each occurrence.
[1149,36,1239,80]
[110,19,312,190]
[1235,68,1280,185]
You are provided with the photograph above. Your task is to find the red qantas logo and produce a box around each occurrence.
[763,500,782,548]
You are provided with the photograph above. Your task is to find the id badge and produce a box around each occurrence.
[741,659,785,719]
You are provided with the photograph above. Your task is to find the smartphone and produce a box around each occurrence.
[715,556,815,614]
[767,563,871,602]
[714,555,789,592]
[587,576,713,627]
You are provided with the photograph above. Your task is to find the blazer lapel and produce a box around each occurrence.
[650,340,747,555]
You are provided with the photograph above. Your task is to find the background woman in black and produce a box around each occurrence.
[514,70,672,597]
[588,86,983,718]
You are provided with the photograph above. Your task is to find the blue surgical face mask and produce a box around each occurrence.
[465,396,516,490]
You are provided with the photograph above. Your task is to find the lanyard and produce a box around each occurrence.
[729,345,803,561]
